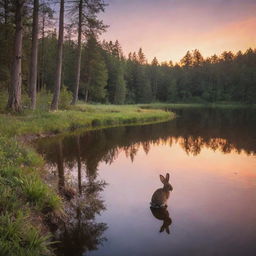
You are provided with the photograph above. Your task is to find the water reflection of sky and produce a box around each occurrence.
[36,108,256,256]
[92,142,256,256]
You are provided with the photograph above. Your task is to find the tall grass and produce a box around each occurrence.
[0,212,53,256]
[0,136,62,255]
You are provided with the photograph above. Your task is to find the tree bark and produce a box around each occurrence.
[29,0,39,110]
[51,0,64,110]
[85,88,88,102]
[40,8,45,90]
[4,0,9,26]
[72,0,83,105]
[7,0,24,112]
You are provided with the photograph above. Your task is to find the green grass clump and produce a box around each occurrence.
[0,212,52,256]
[0,136,62,255]
[22,174,61,212]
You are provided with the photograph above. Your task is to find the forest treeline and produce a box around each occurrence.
[1,0,256,112]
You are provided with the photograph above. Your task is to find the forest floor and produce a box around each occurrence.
[0,104,174,255]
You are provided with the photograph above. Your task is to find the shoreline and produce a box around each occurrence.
[0,104,174,255]
[2,102,254,255]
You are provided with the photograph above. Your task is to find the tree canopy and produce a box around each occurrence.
[0,0,256,112]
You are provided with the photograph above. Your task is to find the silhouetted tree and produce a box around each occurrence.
[51,0,64,110]
[28,0,39,110]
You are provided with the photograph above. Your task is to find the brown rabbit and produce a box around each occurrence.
[150,206,172,234]
[150,173,173,208]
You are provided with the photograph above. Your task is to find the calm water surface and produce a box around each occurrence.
[36,108,256,256]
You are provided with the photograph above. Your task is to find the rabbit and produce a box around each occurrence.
[150,206,172,234]
[150,173,173,208]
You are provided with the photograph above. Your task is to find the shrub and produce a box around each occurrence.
[59,86,72,110]
[37,89,52,111]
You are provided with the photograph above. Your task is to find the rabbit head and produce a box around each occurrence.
[160,173,173,191]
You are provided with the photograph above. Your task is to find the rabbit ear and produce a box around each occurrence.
[166,173,170,181]
[160,175,165,184]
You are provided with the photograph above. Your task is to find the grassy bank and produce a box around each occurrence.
[0,136,62,256]
[141,102,256,110]
[0,104,173,138]
[0,104,174,255]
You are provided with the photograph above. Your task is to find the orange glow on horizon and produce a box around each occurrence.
[100,139,256,191]
[101,0,256,62]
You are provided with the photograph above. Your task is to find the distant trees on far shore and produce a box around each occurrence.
[0,0,256,112]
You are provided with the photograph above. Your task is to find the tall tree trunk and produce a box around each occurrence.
[40,9,45,90]
[7,0,24,112]
[29,0,39,110]
[4,0,9,26]
[51,0,64,111]
[72,0,83,105]
[4,0,10,67]
[85,88,88,102]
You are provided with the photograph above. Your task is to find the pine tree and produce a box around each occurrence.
[81,35,108,102]
[28,0,39,110]
[51,0,64,111]
[7,0,25,112]
[0,0,13,91]
[71,0,106,104]
[150,57,159,100]
[38,2,55,90]
[138,48,146,64]
[101,40,126,104]
[113,64,126,104]
[192,49,204,66]
[180,51,193,67]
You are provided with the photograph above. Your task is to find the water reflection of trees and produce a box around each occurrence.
[36,108,256,255]
[37,108,256,173]
[48,137,107,256]
[35,108,255,255]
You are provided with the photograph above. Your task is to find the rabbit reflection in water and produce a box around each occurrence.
[150,173,173,234]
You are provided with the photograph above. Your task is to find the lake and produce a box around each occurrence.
[36,107,256,256]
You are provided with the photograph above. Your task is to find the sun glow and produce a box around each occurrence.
[101,0,256,62]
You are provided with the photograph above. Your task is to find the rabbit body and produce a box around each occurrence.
[151,188,170,208]
[150,173,173,208]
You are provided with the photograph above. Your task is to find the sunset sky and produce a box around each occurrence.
[100,0,256,63]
